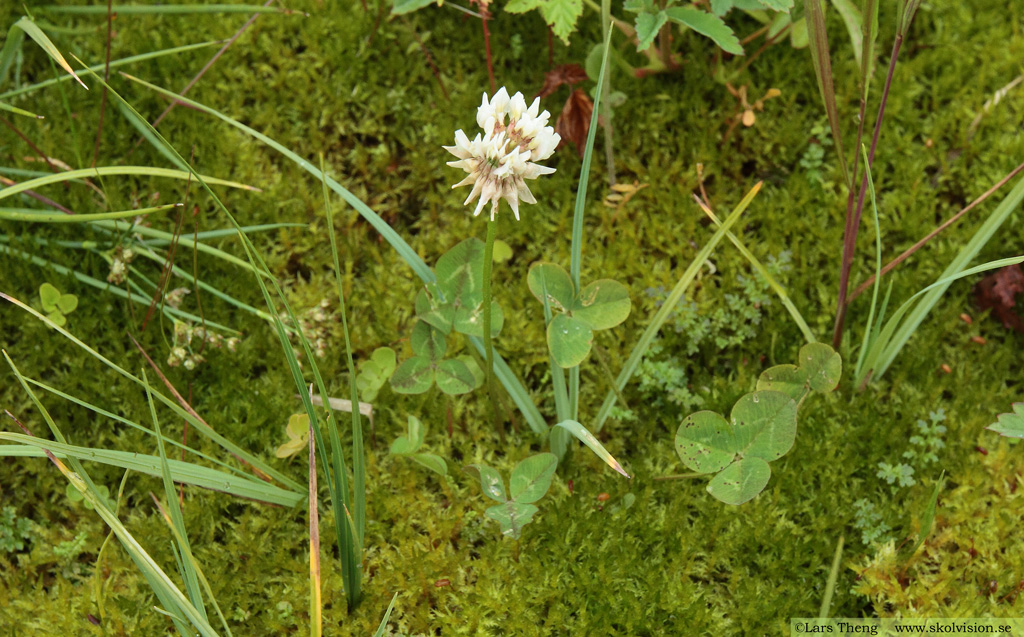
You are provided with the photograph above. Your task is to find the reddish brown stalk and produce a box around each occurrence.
[409,25,449,100]
[142,150,194,332]
[736,24,791,76]
[90,0,114,168]
[832,35,904,349]
[129,0,272,154]
[481,7,496,93]
[1,116,59,173]
[849,159,1024,303]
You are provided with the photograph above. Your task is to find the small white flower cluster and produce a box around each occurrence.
[282,298,334,368]
[445,87,560,221]
[166,320,240,370]
[107,246,136,285]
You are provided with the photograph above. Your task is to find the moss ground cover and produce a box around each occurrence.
[1,0,1022,633]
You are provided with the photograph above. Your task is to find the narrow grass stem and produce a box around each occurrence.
[832,35,903,349]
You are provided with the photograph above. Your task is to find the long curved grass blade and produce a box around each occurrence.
[803,0,849,188]
[854,144,883,381]
[0,166,257,201]
[0,40,219,101]
[0,434,303,507]
[39,4,299,15]
[372,593,400,637]
[592,182,761,432]
[862,255,1024,379]
[0,202,181,223]
[869,175,1024,378]
[120,72,549,436]
[0,18,87,91]
[0,100,43,118]
[0,293,301,491]
[555,419,629,478]
[308,423,322,637]
[144,370,209,623]
[0,245,238,332]
[2,353,218,637]
[694,196,816,344]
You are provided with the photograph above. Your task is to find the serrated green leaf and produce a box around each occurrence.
[635,11,668,51]
[541,0,584,44]
[547,314,593,368]
[434,359,476,395]
[509,453,558,504]
[665,6,744,55]
[756,0,792,12]
[710,0,735,16]
[988,403,1024,439]
[572,279,631,330]
[465,464,507,502]
[505,0,542,12]
[527,262,575,313]
[675,411,736,474]
[707,457,771,505]
[390,356,434,394]
[484,501,539,539]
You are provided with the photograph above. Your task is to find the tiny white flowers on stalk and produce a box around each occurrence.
[445,87,560,221]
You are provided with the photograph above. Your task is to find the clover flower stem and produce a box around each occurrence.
[481,218,503,436]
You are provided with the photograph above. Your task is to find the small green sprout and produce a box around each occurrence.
[39,282,78,326]
[465,453,558,539]
[389,415,447,476]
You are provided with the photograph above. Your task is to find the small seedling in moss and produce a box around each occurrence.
[465,453,558,539]
[876,462,916,488]
[904,409,947,465]
[66,483,113,511]
[673,342,842,505]
[53,531,89,562]
[275,413,310,459]
[38,282,77,327]
[0,506,32,553]
[356,347,397,402]
[390,415,447,476]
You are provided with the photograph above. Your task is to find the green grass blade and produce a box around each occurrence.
[863,255,1024,379]
[1,17,88,91]
[372,593,400,637]
[0,435,303,507]
[24,376,255,481]
[0,100,43,118]
[0,40,219,101]
[803,0,850,188]
[593,182,762,432]
[818,535,844,618]
[0,166,257,201]
[0,202,182,223]
[39,4,299,15]
[120,72,549,436]
[0,243,240,332]
[321,155,366,545]
[870,175,1024,378]
[854,144,883,380]
[696,197,816,344]
[0,293,301,490]
[566,29,613,422]
[2,353,218,636]
[555,419,629,478]
[144,369,209,623]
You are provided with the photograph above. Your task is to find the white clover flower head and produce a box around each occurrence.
[444,86,560,221]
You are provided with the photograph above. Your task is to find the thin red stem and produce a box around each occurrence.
[481,8,496,93]
[832,35,903,349]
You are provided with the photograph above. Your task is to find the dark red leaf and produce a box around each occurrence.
[974,264,1024,333]
[537,64,589,99]
[555,89,594,159]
